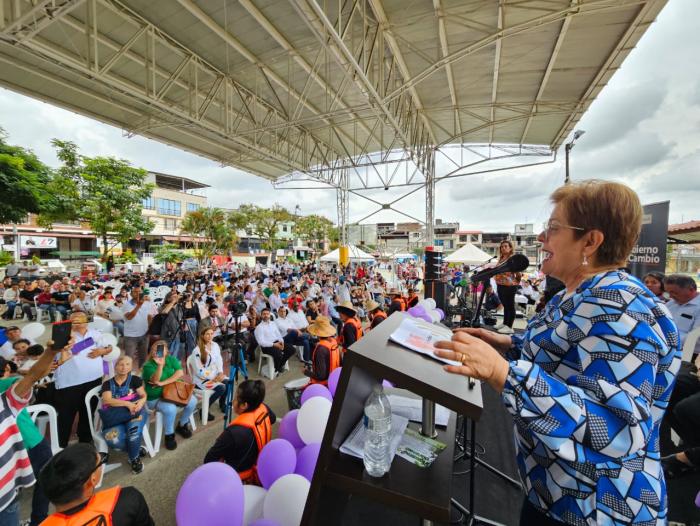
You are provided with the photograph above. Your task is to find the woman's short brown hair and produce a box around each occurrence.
[550,180,642,266]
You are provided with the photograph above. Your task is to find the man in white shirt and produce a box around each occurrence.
[665,274,700,357]
[275,306,311,362]
[53,312,112,448]
[288,303,309,332]
[121,286,154,368]
[254,308,294,373]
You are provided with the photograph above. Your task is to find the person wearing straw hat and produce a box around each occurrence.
[365,299,387,330]
[387,288,406,315]
[336,301,363,354]
[303,317,340,386]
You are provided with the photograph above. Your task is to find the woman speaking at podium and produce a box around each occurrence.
[435,180,680,526]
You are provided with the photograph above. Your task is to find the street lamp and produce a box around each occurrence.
[564,129,585,184]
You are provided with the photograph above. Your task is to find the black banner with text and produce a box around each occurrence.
[628,201,669,278]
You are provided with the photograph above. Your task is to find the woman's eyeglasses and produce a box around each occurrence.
[542,219,585,241]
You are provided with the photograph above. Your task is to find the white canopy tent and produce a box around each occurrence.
[320,245,375,263]
[444,244,492,265]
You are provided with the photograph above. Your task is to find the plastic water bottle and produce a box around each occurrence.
[363,385,392,477]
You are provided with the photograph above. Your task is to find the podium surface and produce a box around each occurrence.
[301,312,484,525]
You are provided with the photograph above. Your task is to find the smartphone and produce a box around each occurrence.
[156,343,165,358]
[51,320,72,349]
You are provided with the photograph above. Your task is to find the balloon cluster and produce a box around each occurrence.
[176,380,337,526]
[407,298,445,324]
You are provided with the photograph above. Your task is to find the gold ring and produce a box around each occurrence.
[461,354,469,365]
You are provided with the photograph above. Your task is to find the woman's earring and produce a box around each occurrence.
[582,254,589,266]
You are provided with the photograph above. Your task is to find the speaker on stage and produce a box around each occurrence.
[424,280,448,313]
[424,246,444,281]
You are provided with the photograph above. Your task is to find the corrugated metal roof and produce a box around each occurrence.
[0,0,667,181]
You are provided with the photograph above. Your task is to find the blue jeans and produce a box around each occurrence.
[0,498,19,526]
[147,396,197,435]
[284,331,311,361]
[102,410,148,461]
[49,304,69,320]
[167,336,183,361]
[2,301,17,319]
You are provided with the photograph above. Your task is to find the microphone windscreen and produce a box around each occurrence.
[508,254,530,273]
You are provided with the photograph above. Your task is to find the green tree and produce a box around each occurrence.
[44,140,154,258]
[294,214,335,250]
[238,204,292,256]
[153,243,184,266]
[180,207,237,265]
[0,128,53,224]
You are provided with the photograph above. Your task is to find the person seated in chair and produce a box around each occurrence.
[365,300,387,330]
[203,380,276,484]
[303,317,340,386]
[39,443,154,526]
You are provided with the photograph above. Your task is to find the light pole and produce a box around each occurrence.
[564,129,585,184]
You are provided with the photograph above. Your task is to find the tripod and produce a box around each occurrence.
[451,273,522,525]
[223,315,249,428]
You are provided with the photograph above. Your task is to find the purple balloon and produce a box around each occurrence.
[249,520,281,526]
[435,308,445,320]
[382,380,395,389]
[257,439,296,490]
[279,410,305,449]
[295,443,321,482]
[176,463,243,526]
[696,489,700,508]
[300,384,333,405]
[407,306,418,316]
[327,367,342,397]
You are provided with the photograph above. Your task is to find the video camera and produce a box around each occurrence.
[229,293,247,316]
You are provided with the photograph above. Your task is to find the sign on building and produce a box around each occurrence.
[628,201,669,277]
[19,235,57,249]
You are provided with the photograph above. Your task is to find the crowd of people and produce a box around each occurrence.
[1,180,699,525]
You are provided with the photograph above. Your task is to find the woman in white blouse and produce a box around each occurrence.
[187,327,226,422]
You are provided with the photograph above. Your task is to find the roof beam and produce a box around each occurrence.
[290,0,427,161]
[432,0,461,139]
[0,0,84,42]
[174,0,351,160]
[519,0,576,144]
[367,0,437,145]
[489,2,503,144]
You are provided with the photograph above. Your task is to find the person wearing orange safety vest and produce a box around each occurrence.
[387,288,407,315]
[406,288,420,309]
[39,443,154,526]
[204,379,275,485]
[365,299,388,330]
[303,317,340,386]
[335,301,364,354]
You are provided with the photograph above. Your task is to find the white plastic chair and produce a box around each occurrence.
[26,404,61,454]
[22,322,45,342]
[257,352,289,380]
[84,386,127,477]
[34,298,52,323]
[88,317,114,334]
[186,358,215,425]
[681,327,700,363]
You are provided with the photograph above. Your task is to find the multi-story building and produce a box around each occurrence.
[456,231,483,248]
[430,219,460,251]
[378,222,423,252]
[130,172,209,254]
[348,224,378,248]
[512,223,540,263]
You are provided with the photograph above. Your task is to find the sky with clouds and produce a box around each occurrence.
[1,0,698,233]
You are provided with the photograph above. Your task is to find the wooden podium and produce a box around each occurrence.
[301,312,484,525]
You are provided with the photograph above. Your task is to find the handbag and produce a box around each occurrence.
[161,380,194,406]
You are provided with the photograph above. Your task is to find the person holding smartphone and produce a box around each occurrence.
[52,313,113,450]
[142,341,197,450]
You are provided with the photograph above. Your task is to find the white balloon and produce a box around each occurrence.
[296,396,331,445]
[21,322,45,342]
[263,474,310,526]
[423,298,437,310]
[242,485,266,526]
[103,346,121,362]
[428,310,441,323]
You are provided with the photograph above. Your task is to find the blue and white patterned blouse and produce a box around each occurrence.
[503,270,680,525]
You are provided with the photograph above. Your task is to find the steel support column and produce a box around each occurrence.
[425,150,436,248]
[336,169,349,247]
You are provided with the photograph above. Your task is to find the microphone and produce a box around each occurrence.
[470,254,529,283]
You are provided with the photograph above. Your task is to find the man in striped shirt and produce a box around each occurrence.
[0,341,64,524]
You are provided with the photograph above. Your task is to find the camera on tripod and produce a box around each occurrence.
[229,293,247,316]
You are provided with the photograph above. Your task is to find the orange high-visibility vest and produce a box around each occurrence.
[229,404,272,484]
[41,487,120,526]
[338,317,363,351]
[309,338,340,385]
[407,294,419,308]
[370,310,387,329]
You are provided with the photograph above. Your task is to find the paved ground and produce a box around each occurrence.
[10,316,301,524]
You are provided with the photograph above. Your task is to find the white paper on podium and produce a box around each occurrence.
[339,413,409,460]
[387,395,450,427]
[389,318,460,367]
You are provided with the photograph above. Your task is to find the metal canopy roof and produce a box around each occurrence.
[0,0,666,182]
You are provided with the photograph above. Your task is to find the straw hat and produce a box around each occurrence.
[335,300,357,316]
[388,288,402,296]
[307,316,337,338]
[365,299,382,312]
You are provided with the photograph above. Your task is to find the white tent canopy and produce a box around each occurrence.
[320,245,375,263]
[444,244,492,265]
